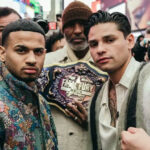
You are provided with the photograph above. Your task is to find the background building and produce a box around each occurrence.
[0,0,149,35]
[0,0,44,18]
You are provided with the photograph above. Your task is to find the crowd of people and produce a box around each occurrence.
[0,1,150,150]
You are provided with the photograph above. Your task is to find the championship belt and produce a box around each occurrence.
[38,61,108,114]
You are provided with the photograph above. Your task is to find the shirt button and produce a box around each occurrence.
[69,132,74,136]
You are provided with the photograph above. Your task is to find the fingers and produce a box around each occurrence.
[121,131,132,150]
[74,100,86,113]
[128,127,145,134]
[65,108,82,125]
[121,139,127,150]
[127,127,137,134]
[66,102,87,121]
[65,101,88,128]
[121,128,147,150]
[74,100,87,122]
[121,131,129,145]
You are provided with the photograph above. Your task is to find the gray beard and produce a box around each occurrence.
[68,41,89,52]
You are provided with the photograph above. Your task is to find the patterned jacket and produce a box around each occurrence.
[0,61,58,150]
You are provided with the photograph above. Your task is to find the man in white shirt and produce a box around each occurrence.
[44,1,92,65]
[85,10,150,150]
[41,2,108,150]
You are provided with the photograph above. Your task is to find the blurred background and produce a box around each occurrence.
[1,0,150,37]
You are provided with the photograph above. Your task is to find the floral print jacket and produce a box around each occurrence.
[0,62,58,150]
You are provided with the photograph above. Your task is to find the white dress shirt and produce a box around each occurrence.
[99,57,141,150]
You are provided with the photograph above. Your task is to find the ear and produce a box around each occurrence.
[126,33,135,51]
[0,46,6,62]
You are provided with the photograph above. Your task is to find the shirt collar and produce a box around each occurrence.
[119,57,141,88]
[100,57,141,107]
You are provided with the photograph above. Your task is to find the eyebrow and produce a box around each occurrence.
[88,34,116,42]
[14,44,45,50]
[88,39,96,43]
[14,45,27,49]
[103,35,116,39]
